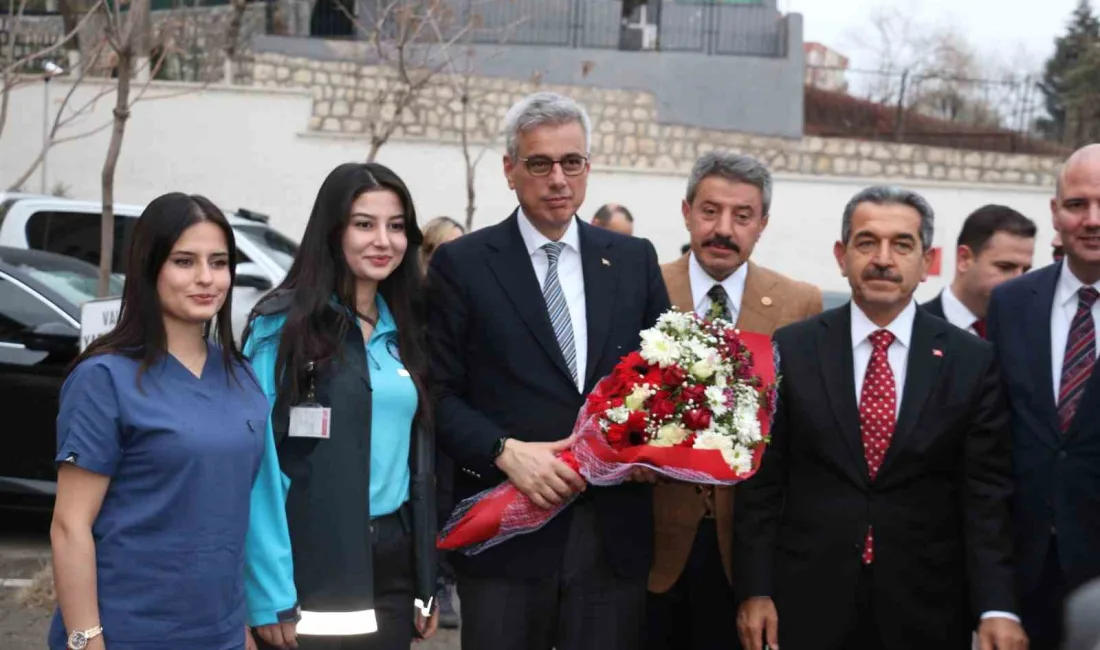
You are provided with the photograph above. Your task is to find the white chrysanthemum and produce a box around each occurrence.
[605,405,631,424]
[685,338,714,361]
[731,387,763,444]
[650,423,690,447]
[640,329,682,368]
[657,311,692,334]
[692,430,733,453]
[706,385,729,417]
[725,443,755,475]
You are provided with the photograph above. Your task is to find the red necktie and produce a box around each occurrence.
[972,318,987,339]
[859,329,897,564]
[1058,286,1099,433]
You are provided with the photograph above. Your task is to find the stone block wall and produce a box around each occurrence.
[252,51,1061,188]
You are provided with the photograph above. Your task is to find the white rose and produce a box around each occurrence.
[624,385,653,411]
[714,373,729,389]
[690,357,716,381]
[650,423,689,447]
[640,330,681,368]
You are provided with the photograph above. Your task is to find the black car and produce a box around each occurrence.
[822,289,851,310]
[0,246,122,509]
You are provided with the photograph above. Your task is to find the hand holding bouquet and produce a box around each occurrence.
[437,309,780,554]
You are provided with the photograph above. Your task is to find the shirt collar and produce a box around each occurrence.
[688,252,749,315]
[850,299,917,350]
[1056,261,1100,308]
[330,292,397,336]
[940,286,979,329]
[517,206,580,257]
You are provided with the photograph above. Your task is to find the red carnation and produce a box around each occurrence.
[626,410,648,434]
[661,365,687,388]
[682,407,713,431]
[606,423,628,449]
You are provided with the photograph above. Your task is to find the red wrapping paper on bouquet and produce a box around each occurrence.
[438,316,779,555]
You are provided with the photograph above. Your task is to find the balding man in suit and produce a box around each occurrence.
[645,152,821,650]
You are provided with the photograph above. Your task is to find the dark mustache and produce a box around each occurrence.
[863,266,902,282]
[703,236,740,253]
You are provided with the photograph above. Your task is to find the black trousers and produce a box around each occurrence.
[644,519,741,650]
[457,499,647,650]
[253,510,416,650]
[1022,539,1069,650]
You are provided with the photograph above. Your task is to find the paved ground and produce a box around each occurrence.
[0,511,460,649]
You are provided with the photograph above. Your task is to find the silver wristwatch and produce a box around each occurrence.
[67,625,103,650]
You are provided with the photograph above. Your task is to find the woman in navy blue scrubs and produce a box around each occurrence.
[48,193,268,650]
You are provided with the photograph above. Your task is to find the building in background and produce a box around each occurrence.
[804,41,849,92]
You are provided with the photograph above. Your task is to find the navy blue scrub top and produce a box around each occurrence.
[47,346,267,650]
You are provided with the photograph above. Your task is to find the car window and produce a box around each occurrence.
[0,276,74,343]
[235,224,298,271]
[25,211,136,274]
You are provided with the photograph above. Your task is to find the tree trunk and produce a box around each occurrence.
[99,47,132,297]
[224,0,248,84]
[461,93,475,231]
[367,137,382,162]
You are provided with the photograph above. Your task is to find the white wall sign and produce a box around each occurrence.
[80,298,121,352]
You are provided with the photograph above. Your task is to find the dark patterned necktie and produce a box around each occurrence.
[1058,286,1099,433]
[706,284,732,323]
[859,329,897,564]
[972,318,987,339]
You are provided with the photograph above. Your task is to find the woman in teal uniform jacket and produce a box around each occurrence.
[49,193,267,650]
[243,162,438,650]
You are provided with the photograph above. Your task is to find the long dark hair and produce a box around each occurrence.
[72,192,244,382]
[244,162,431,427]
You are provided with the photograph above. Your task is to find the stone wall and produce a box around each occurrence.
[251,52,1061,187]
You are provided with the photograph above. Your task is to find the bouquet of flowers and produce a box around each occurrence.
[437,309,780,554]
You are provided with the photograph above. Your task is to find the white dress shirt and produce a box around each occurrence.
[851,300,915,418]
[517,208,588,392]
[1051,263,1100,401]
[689,253,748,322]
[940,287,981,336]
[850,300,1018,624]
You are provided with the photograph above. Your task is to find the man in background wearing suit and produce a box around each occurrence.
[987,144,1100,650]
[426,91,671,650]
[645,152,821,650]
[923,205,1035,336]
[734,186,1027,650]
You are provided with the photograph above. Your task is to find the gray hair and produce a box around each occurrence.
[686,152,773,216]
[841,185,935,250]
[502,92,592,160]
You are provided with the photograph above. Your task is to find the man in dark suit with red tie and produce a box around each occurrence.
[987,144,1100,650]
[922,204,1036,337]
[733,186,1028,650]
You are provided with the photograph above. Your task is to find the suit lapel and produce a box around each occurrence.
[484,212,575,387]
[1026,266,1061,444]
[579,221,618,391]
[819,306,868,482]
[738,262,781,334]
[879,309,946,476]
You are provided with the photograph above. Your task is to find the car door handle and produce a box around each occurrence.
[0,342,27,351]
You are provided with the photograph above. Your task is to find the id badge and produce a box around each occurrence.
[288,362,331,439]
[289,403,331,439]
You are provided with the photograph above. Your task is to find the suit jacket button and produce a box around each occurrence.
[1059,450,1068,459]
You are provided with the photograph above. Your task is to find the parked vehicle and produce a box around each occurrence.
[0,193,298,339]
[0,247,125,508]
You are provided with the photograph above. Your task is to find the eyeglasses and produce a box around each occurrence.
[520,155,589,177]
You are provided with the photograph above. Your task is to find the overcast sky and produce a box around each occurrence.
[783,0,1084,73]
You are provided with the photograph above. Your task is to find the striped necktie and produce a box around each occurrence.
[541,242,577,385]
[1058,286,1099,433]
